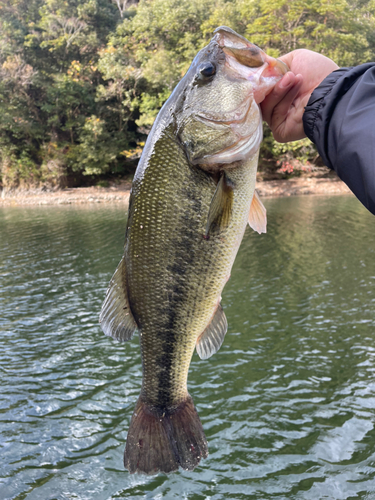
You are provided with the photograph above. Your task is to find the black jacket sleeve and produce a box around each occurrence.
[302,63,375,215]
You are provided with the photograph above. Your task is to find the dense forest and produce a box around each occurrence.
[1,0,375,188]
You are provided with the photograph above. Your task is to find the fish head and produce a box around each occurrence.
[174,26,288,167]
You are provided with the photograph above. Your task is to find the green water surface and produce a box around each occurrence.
[1,195,375,500]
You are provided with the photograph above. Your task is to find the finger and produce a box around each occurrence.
[261,72,296,125]
[273,108,306,143]
[272,78,307,142]
[270,74,303,132]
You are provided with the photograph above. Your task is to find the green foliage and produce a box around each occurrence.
[1,150,39,188]
[1,0,375,187]
[244,0,375,64]
[0,0,130,187]
[72,115,119,175]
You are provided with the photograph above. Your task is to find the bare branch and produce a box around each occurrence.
[45,16,87,47]
[111,0,134,18]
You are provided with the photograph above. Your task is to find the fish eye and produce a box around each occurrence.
[198,62,216,79]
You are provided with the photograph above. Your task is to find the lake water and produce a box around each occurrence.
[1,196,375,500]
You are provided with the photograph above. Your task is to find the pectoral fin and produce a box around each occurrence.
[248,190,267,234]
[99,256,138,342]
[205,173,234,238]
[196,304,228,360]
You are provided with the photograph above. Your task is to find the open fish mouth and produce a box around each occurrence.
[192,27,288,165]
[214,26,288,103]
[176,26,288,168]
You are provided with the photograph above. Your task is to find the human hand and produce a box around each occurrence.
[260,49,339,142]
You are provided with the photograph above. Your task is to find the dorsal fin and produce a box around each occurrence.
[196,304,228,360]
[248,189,267,234]
[99,257,138,342]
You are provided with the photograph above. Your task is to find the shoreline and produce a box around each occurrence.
[0,176,352,207]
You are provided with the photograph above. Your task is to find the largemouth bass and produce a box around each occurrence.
[100,26,287,475]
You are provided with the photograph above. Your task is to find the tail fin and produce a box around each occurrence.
[124,395,208,475]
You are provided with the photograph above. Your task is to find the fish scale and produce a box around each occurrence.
[100,26,287,475]
[129,137,255,404]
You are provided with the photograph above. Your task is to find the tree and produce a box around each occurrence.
[1,0,375,187]
[0,0,122,186]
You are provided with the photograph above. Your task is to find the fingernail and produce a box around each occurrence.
[279,72,292,89]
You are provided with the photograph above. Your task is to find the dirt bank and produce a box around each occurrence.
[0,176,352,207]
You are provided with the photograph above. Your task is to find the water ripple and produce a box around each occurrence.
[1,199,375,499]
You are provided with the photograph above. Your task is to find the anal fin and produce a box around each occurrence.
[196,304,228,360]
[99,256,138,342]
[248,189,267,234]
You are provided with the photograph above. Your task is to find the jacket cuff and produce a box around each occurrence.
[302,64,375,169]
[303,68,349,148]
